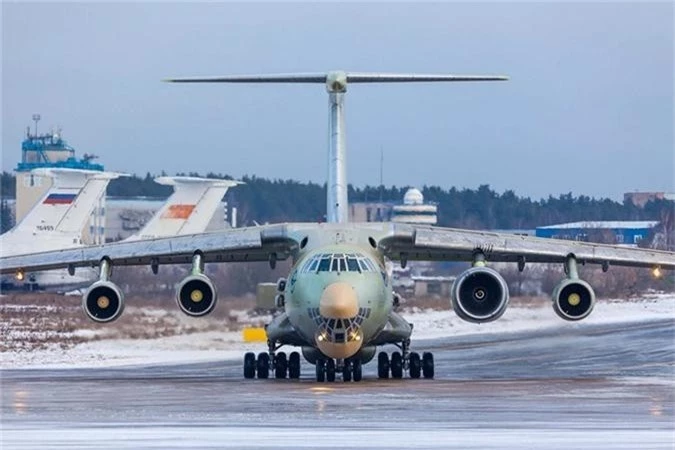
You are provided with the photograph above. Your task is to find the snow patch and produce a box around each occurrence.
[2,294,673,370]
[403,293,675,340]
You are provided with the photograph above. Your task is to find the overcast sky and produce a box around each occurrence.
[2,2,673,200]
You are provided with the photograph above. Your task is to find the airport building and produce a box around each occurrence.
[535,221,659,246]
[14,116,106,244]
[391,188,438,225]
[349,187,438,225]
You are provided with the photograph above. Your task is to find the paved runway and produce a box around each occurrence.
[2,319,674,449]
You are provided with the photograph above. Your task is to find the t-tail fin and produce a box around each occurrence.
[1,168,124,255]
[166,71,508,223]
[127,176,242,240]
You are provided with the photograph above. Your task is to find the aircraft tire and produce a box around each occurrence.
[244,352,256,379]
[326,358,336,382]
[391,352,403,379]
[288,352,301,379]
[316,358,326,382]
[343,361,352,382]
[377,352,390,379]
[274,352,287,379]
[257,353,270,379]
[352,359,363,382]
[422,352,434,379]
[409,352,421,379]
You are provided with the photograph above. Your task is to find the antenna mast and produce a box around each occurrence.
[32,114,41,137]
[379,147,384,203]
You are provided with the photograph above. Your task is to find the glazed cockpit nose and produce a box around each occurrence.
[316,282,363,359]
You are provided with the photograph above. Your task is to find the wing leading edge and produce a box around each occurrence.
[1,222,673,276]
[0,224,297,275]
[378,223,675,269]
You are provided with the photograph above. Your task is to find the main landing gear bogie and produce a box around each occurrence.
[243,350,301,380]
[377,339,434,380]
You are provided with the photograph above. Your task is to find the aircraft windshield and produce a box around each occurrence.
[300,252,377,274]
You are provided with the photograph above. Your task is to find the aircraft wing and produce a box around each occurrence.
[0,224,298,275]
[378,223,675,269]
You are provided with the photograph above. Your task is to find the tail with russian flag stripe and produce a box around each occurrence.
[0,168,123,255]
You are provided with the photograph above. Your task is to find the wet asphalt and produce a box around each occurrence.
[2,319,673,449]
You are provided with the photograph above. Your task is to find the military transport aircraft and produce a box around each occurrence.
[1,72,673,382]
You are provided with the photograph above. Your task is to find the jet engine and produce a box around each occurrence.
[451,267,509,323]
[176,273,217,317]
[552,278,595,321]
[82,280,124,323]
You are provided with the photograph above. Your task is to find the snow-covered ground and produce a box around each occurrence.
[405,292,675,340]
[1,293,673,370]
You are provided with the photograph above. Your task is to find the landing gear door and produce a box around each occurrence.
[256,283,277,310]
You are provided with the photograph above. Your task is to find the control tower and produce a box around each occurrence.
[391,188,438,225]
[15,115,107,243]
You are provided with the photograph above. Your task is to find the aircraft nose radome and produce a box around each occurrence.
[319,282,358,319]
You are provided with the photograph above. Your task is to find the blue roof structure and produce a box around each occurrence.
[536,221,659,246]
[16,130,104,172]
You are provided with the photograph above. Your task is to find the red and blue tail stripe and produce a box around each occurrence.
[43,193,77,205]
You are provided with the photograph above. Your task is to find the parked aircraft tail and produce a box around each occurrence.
[126,176,242,241]
[1,168,124,255]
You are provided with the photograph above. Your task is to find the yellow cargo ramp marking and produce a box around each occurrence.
[242,327,267,342]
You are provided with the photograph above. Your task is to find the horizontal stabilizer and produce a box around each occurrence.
[31,168,125,180]
[164,71,508,84]
[154,176,243,188]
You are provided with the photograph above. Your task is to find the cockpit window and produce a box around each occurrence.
[347,257,360,272]
[318,257,331,272]
[307,252,377,274]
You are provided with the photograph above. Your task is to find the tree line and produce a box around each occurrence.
[1,171,672,232]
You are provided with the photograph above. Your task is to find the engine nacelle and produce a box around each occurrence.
[451,266,510,323]
[552,278,595,321]
[82,280,125,323]
[176,274,217,317]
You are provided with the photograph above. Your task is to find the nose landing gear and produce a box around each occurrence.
[315,357,363,382]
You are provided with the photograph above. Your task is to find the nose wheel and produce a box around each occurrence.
[314,357,362,382]
[315,357,336,382]
[342,358,362,382]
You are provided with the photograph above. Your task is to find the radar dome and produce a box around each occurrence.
[403,188,424,205]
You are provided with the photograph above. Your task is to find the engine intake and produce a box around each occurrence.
[82,280,124,323]
[552,278,595,321]
[451,267,509,323]
[176,274,217,317]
